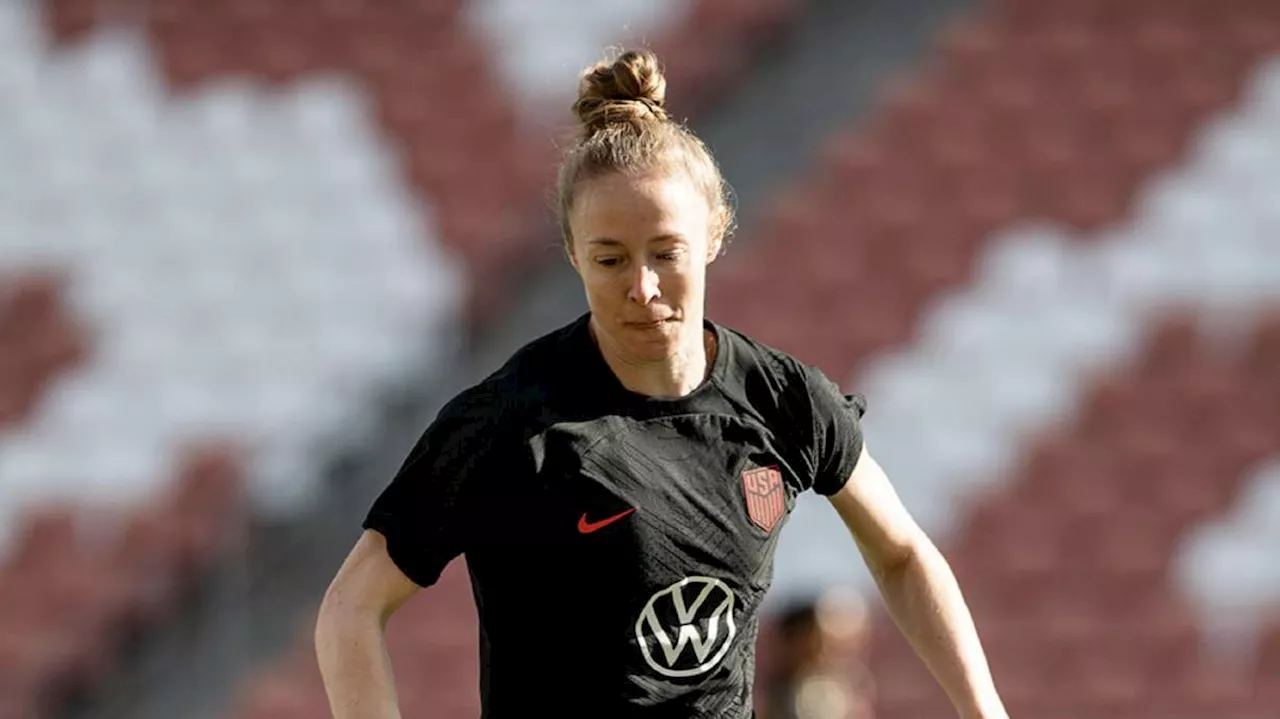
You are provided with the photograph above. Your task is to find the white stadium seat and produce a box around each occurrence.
[0,8,466,553]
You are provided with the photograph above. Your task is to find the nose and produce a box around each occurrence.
[627,262,660,305]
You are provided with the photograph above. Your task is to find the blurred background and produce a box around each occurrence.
[0,0,1278,717]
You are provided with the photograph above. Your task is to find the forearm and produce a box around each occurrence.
[315,607,403,719]
[870,543,1006,719]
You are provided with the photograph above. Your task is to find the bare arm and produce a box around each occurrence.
[315,530,420,719]
[828,447,1007,719]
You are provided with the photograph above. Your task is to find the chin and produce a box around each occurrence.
[629,339,679,362]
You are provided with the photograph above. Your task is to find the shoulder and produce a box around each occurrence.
[714,321,866,420]
[715,322,815,399]
[711,323,820,447]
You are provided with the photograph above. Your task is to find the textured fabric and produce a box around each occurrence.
[363,313,866,718]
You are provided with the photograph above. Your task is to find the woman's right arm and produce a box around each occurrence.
[315,529,420,719]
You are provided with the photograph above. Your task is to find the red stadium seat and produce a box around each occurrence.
[0,272,88,430]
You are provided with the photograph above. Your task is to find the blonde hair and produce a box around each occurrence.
[555,49,734,254]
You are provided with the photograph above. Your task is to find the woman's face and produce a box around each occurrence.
[567,170,721,362]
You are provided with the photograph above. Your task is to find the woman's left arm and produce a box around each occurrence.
[826,445,1008,719]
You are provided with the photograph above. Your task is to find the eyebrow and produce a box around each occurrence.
[587,234,686,246]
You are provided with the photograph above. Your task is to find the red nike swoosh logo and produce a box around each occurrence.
[578,507,636,534]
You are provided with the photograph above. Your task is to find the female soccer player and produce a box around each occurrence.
[315,49,1007,719]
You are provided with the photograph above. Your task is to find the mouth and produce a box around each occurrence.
[625,318,674,330]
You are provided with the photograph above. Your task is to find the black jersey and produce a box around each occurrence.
[363,313,866,718]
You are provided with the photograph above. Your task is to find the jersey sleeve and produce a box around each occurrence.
[361,389,503,588]
[796,362,867,496]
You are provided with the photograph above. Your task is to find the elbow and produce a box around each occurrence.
[315,579,391,643]
[869,547,914,584]
[869,533,940,583]
[314,593,384,678]
[315,582,367,651]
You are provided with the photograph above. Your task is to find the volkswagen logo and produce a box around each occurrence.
[635,576,737,678]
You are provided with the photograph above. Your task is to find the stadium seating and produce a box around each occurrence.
[730,1,1280,716]
[41,0,803,320]
[760,0,1280,598]
[708,0,1276,378]
[0,0,460,712]
[5,0,1279,716]
[0,1,463,517]
[868,313,1280,718]
[0,0,806,714]
[0,445,244,717]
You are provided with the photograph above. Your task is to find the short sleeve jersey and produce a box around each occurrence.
[363,313,866,719]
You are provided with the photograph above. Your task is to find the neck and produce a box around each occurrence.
[590,316,715,399]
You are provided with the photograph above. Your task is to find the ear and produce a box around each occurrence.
[706,208,729,263]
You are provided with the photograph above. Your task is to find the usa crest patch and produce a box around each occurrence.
[741,465,785,532]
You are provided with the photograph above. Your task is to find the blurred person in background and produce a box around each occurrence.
[314,49,1006,719]
[760,590,873,719]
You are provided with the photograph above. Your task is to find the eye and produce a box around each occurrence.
[657,250,682,262]
[596,257,621,267]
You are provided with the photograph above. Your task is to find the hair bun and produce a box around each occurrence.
[573,49,669,135]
